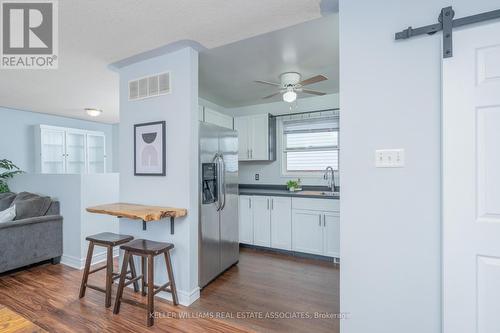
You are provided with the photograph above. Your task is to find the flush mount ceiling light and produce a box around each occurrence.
[85,108,102,117]
[282,89,297,103]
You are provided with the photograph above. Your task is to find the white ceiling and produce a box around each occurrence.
[0,0,329,124]
[199,14,339,108]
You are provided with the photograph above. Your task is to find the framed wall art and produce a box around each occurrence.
[134,121,166,176]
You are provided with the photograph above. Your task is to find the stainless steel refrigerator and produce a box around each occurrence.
[199,122,239,288]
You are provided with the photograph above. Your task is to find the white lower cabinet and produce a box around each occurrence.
[292,210,324,255]
[238,195,339,258]
[252,196,271,247]
[323,212,340,257]
[239,196,253,245]
[270,197,292,250]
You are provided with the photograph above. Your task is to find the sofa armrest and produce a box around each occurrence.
[0,214,63,230]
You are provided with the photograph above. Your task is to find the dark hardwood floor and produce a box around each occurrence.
[191,248,339,333]
[0,248,338,333]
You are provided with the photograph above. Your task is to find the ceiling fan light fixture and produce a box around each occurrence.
[283,90,297,103]
[85,108,102,117]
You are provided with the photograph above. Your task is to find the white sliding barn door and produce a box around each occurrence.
[443,21,500,333]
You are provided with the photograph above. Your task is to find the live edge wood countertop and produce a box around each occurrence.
[86,203,187,222]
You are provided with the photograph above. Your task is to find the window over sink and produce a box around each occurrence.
[281,111,339,175]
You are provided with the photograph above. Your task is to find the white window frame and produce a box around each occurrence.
[279,115,339,177]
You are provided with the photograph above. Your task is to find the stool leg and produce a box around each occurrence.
[164,251,179,305]
[79,241,95,298]
[113,251,130,315]
[147,254,155,327]
[128,255,139,292]
[105,245,113,308]
[141,256,147,296]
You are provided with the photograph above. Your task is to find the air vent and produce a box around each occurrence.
[128,72,170,101]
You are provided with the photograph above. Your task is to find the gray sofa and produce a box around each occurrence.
[0,192,63,273]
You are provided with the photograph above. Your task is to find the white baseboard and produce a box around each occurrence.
[158,287,200,306]
[125,283,200,306]
[61,248,120,270]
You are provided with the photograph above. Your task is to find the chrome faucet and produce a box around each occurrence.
[324,166,336,192]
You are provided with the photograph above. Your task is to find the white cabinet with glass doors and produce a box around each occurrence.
[35,125,106,174]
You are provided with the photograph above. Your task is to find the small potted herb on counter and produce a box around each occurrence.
[286,179,302,192]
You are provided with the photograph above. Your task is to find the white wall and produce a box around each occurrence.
[0,107,116,173]
[112,123,120,172]
[117,47,199,306]
[80,174,121,260]
[227,93,339,185]
[10,173,119,268]
[340,1,500,333]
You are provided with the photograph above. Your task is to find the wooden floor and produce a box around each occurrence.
[0,248,338,333]
[191,248,339,333]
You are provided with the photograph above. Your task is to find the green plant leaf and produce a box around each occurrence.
[0,159,23,191]
[0,181,9,193]
[0,170,23,180]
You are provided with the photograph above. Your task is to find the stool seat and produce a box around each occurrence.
[79,233,138,308]
[85,232,133,246]
[120,239,174,255]
[114,239,178,327]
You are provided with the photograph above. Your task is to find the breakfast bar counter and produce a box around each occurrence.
[86,203,187,234]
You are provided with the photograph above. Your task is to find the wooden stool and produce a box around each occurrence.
[79,232,139,308]
[113,239,178,327]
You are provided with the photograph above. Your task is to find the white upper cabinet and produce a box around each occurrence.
[39,127,66,174]
[87,133,106,174]
[199,106,234,130]
[65,131,86,174]
[35,125,106,174]
[234,116,250,161]
[250,114,270,160]
[234,113,276,161]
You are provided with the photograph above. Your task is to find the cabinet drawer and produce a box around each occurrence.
[292,198,339,212]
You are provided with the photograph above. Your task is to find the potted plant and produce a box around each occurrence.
[286,178,302,192]
[0,159,24,193]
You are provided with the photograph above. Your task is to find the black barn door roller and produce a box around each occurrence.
[395,7,500,58]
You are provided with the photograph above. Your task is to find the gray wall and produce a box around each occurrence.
[339,1,500,333]
[0,107,116,173]
[227,93,339,186]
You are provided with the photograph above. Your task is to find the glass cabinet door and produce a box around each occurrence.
[66,131,86,174]
[41,129,66,173]
[87,134,106,173]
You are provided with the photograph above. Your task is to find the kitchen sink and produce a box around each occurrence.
[297,190,338,197]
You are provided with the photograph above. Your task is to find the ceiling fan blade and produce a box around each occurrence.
[299,75,328,86]
[302,89,326,96]
[262,92,281,99]
[254,80,281,86]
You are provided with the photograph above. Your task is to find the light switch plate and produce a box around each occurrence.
[375,149,405,168]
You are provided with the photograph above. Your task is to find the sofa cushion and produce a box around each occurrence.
[0,205,16,223]
[0,192,16,211]
[11,192,52,220]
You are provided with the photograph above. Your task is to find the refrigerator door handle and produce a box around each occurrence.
[213,154,222,211]
[220,154,227,210]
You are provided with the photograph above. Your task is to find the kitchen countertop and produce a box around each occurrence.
[239,184,339,200]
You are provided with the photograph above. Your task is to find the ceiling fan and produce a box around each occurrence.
[254,72,328,103]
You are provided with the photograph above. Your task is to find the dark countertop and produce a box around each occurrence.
[239,184,339,200]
